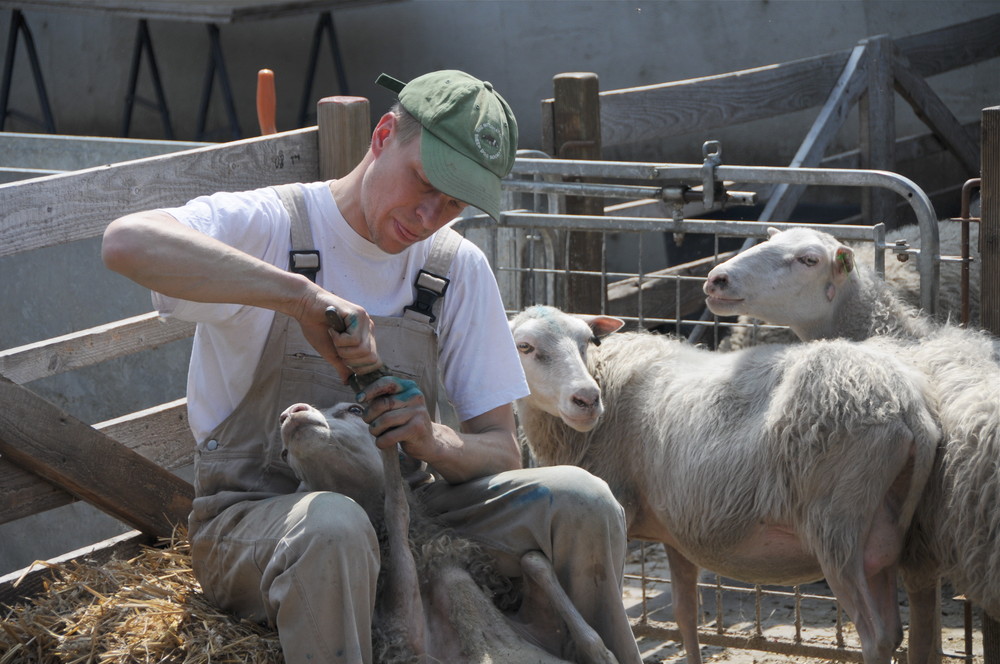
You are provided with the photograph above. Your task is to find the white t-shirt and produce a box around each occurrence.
[154,181,528,443]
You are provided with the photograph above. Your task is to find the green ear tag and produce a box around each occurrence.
[838,252,854,273]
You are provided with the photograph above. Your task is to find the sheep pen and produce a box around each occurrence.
[704,225,1000,664]
[509,304,940,664]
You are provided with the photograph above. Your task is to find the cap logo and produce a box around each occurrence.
[474,122,503,161]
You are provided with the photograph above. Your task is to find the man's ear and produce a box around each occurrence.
[371,112,395,155]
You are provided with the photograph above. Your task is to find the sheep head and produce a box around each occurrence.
[703,226,856,332]
[509,305,624,432]
[279,402,385,520]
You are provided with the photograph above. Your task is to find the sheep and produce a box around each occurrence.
[278,400,619,664]
[719,220,981,350]
[509,304,940,664]
[703,225,1000,663]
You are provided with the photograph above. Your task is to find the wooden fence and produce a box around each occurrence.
[540,13,999,315]
[0,96,372,603]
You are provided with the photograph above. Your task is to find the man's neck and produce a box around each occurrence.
[328,156,371,241]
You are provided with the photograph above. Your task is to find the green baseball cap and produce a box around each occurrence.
[376,70,518,221]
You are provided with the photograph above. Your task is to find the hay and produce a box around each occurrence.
[0,530,282,664]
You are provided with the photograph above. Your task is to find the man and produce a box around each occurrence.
[102,69,641,664]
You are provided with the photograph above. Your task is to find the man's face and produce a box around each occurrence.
[359,118,468,254]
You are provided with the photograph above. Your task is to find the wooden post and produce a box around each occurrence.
[552,72,603,314]
[317,96,371,180]
[859,35,897,229]
[982,105,1000,664]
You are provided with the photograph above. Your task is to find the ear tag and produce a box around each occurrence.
[837,251,854,273]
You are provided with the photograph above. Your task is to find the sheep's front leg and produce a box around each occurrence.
[663,544,703,664]
[379,447,426,656]
[518,550,618,664]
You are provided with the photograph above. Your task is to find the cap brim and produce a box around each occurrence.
[420,128,502,222]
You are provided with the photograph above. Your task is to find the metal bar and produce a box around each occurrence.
[1,9,56,133]
[121,19,173,139]
[495,213,884,241]
[507,158,940,313]
[196,23,241,141]
[1,9,20,131]
[632,620,865,662]
[297,11,325,127]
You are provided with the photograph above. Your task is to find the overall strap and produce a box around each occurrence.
[403,227,463,327]
[274,183,320,281]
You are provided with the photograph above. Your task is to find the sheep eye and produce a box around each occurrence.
[797,255,819,267]
[517,342,534,354]
[347,404,364,416]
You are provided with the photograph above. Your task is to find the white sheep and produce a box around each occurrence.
[703,226,1000,663]
[719,220,981,349]
[278,401,618,664]
[509,305,940,664]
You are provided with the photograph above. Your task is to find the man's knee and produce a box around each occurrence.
[283,492,379,558]
[529,466,626,535]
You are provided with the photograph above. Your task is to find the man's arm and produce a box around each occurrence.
[361,378,521,483]
[101,210,379,382]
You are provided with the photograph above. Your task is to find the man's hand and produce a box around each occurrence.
[358,377,437,460]
[297,295,380,385]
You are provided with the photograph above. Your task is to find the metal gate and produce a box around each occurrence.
[453,148,983,663]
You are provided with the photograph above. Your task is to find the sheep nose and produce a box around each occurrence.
[704,272,728,294]
[572,391,600,412]
[279,403,310,424]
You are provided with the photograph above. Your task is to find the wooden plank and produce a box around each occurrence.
[0,399,195,526]
[595,50,852,148]
[553,14,1000,153]
[892,44,981,176]
[761,42,869,223]
[96,399,194,469]
[0,530,147,607]
[859,35,896,228]
[895,13,1000,78]
[821,121,979,169]
[0,127,318,258]
[982,107,1000,337]
[317,96,370,179]
[1,0,393,23]
[0,375,193,537]
[0,312,195,384]
[553,73,604,314]
[0,132,209,170]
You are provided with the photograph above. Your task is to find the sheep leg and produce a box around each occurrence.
[822,480,911,664]
[379,446,427,656]
[518,550,619,664]
[662,544,703,664]
[901,574,943,664]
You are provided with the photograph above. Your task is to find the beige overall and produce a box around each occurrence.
[187,184,642,664]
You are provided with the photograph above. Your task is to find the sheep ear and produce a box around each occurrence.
[833,246,855,282]
[767,226,782,238]
[583,315,625,338]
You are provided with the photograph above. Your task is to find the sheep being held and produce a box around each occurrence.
[279,401,619,664]
[703,226,1000,653]
[510,305,939,664]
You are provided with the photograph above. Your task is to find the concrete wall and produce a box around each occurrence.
[2,1,996,158]
[1,0,998,573]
